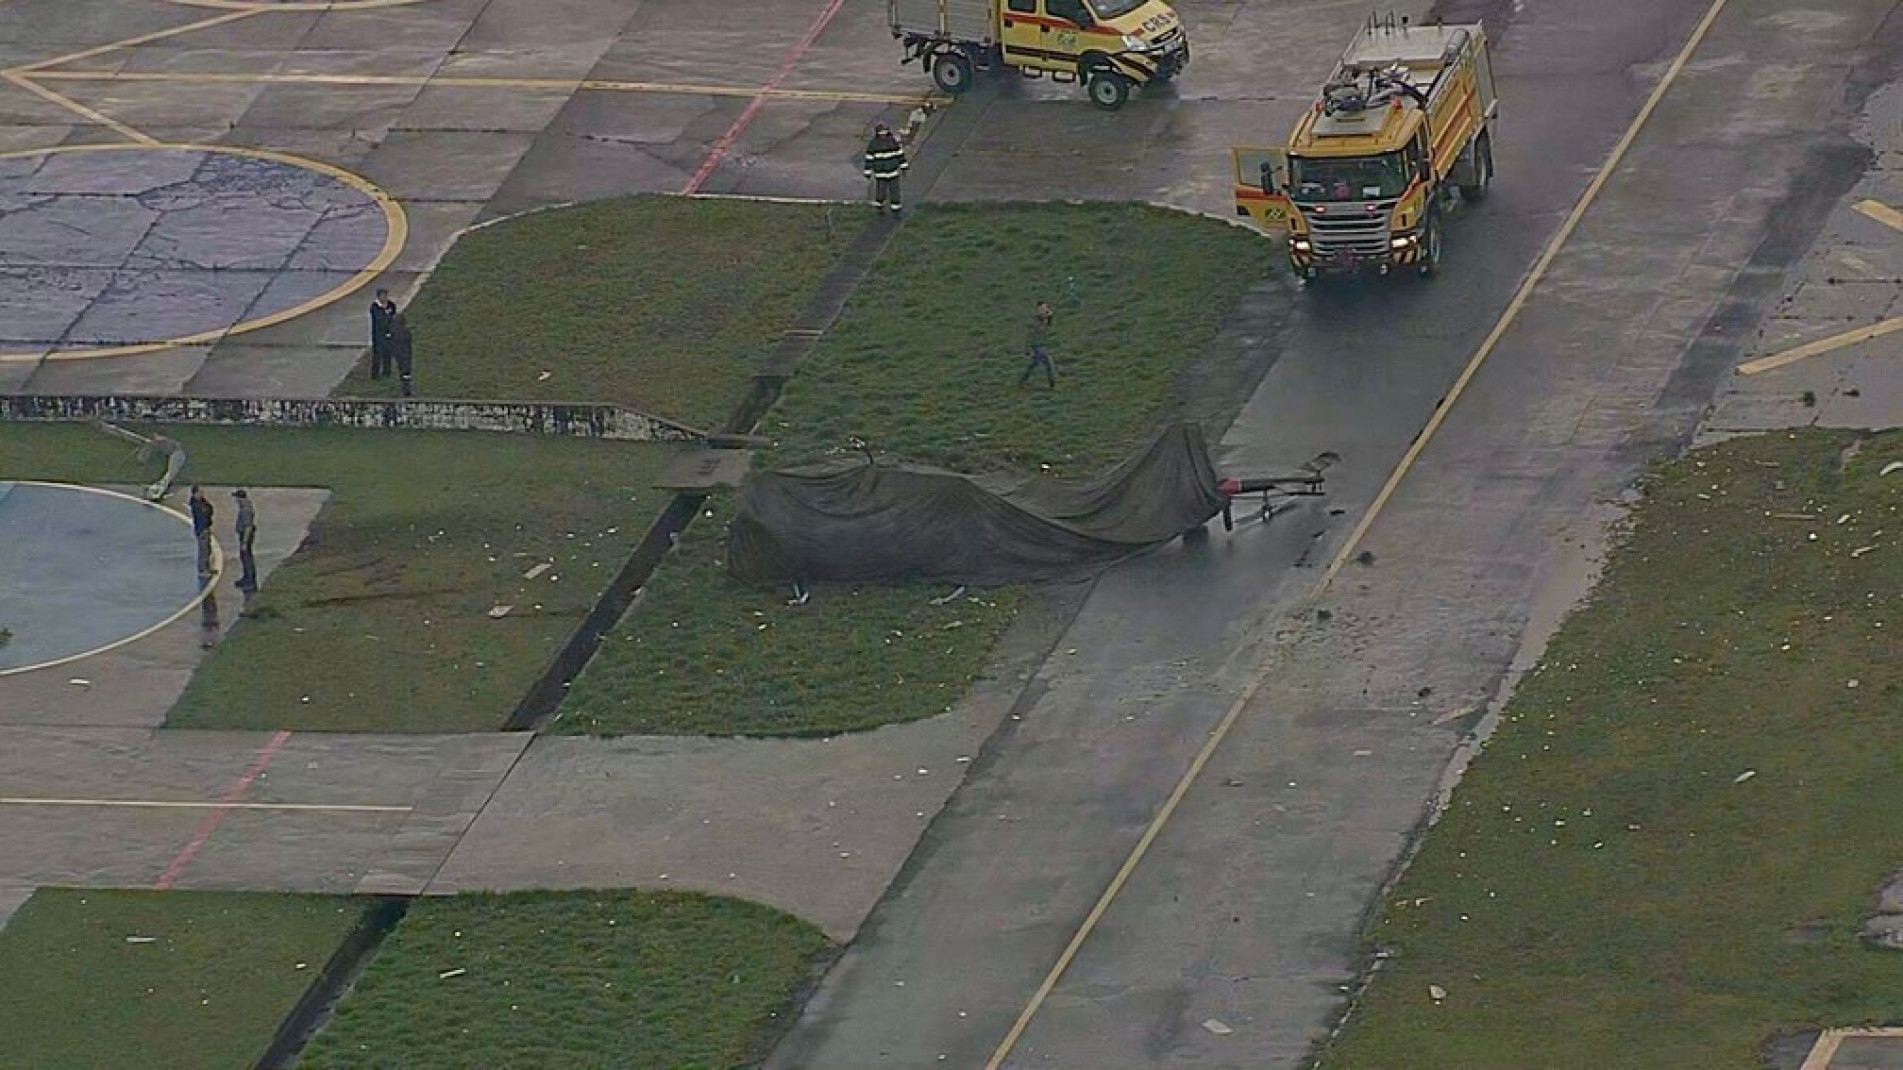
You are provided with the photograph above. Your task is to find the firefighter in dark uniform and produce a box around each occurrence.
[390,311,416,397]
[368,289,398,379]
[862,123,908,216]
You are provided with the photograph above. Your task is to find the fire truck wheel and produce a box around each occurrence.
[1418,216,1444,278]
[932,52,974,95]
[1458,135,1492,202]
[1087,71,1130,109]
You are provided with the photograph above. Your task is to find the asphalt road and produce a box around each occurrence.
[769,0,1903,1066]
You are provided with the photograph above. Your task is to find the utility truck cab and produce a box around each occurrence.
[1233,14,1497,280]
[889,0,1189,109]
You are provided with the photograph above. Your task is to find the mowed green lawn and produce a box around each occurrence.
[1325,430,1903,1069]
[0,889,364,1070]
[555,203,1280,737]
[0,424,671,732]
[338,195,868,429]
[299,890,830,1070]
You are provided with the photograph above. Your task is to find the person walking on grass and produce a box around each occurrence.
[188,484,214,579]
[232,489,258,595]
[390,311,416,397]
[368,289,398,380]
[863,123,908,216]
[1019,299,1058,388]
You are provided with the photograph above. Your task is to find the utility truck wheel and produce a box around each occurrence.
[1418,216,1444,278]
[932,52,974,95]
[1458,135,1492,202]
[1087,71,1130,109]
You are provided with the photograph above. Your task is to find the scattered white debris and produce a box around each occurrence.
[294,962,307,970]
[438,968,466,980]
[1428,984,1447,1001]
[536,371,552,381]
[67,678,91,689]
[1881,461,1903,477]
[488,605,514,619]
[1201,1018,1234,1036]
[1851,545,1880,558]
[1734,770,1756,784]
[124,936,156,944]
[523,562,552,581]
[1848,679,1861,689]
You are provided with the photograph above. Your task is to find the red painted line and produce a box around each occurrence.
[152,729,292,891]
[681,0,849,195]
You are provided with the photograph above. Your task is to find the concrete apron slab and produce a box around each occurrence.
[429,591,1073,944]
[1705,81,1903,439]
[0,727,528,896]
[0,486,326,728]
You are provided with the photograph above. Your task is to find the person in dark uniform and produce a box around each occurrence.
[390,312,415,397]
[862,123,908,215]
[369,289,398,379]
[188,484,215,579]
[232,488,258,595]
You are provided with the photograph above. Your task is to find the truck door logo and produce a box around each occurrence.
[1055,29,1078,51]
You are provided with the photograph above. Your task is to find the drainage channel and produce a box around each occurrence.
[253,895,411,1070]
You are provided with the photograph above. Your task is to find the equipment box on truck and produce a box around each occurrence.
[1232,14,1498,281]
[889,0,1189,109]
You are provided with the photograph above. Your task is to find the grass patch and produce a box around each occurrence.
[0,424,670,733]
[0,888,363,1070]
[298,890,830,1070]
[555,203,1279,736]
[339,195,867,429]
[1325,430,1903,1069]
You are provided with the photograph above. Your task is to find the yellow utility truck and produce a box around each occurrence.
[889,0,1189,110]
[1233,14,1497,280]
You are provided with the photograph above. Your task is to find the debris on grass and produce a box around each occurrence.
[1202,1018,1235,1036]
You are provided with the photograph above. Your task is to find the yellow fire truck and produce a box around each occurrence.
[889,0,1189,110]
[1233,14,1497,280]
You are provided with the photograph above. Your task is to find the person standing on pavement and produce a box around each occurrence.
[188,484,215,579]
[862,123,908,216]
[369,289,398,380]
[232,489,258,595]
[390,311,416,398]
[1018,299,1058,388]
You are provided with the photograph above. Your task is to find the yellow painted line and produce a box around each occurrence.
[28,68,936,106]
[9,8,262,74]
[1,73,156,145]
[1737,317,1903,376]
[1801,1030,1844,1070]
[1854,198,1903,233]
[0,481,221,678]
[0,142,406,364]
[161,0,427,10]
[0,797,413,814]
[985,0,1738,1065]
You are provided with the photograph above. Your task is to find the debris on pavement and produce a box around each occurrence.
[1201,1018,1234,1036]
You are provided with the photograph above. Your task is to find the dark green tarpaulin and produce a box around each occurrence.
[725,422,1225,586]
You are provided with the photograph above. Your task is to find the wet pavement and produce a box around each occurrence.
[0,0,1899,1066]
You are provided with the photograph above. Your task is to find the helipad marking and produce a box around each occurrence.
[1853,198,1903,233]
[26,68,935,107]
[1,73,156,144]
[0,143,407,364]
[1737,199,1903,376]
[0,797,412,814]
[1738,318,1903,376]
[0,482,221,679]
[984,0,1739,1064]
[8,8,262,75]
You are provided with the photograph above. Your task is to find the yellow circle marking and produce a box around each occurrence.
[160,0,429,10]
[0,143,407,364]
[0,481,224,679]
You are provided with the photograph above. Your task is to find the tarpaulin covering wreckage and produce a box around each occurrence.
[726,422,1226,586]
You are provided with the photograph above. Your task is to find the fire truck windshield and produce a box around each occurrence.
[1091,0,1149,19]
[1288,153,1410,202]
